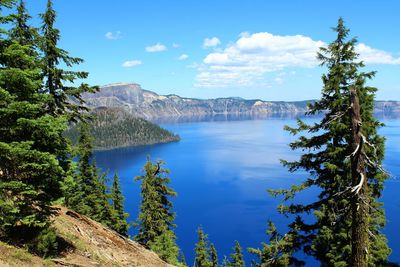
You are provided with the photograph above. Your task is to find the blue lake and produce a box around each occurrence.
[95,116,400,266]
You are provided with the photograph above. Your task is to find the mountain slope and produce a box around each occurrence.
[82,83,400,120]
[65,107,180,150]
[0,206,174,267]
[82,83,311,119]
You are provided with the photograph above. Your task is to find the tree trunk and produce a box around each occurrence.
[350,87,369,267]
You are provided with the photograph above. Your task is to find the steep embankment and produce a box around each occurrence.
[65,107,180,150]
[82,83,400,120]
[0,206,173,267]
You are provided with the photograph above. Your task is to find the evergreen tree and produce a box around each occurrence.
[67,122,114,228]
[111,173,129,236]
[0,0,66,251]
[134,158,179,264]
[229,241,244,267]
[248,221,302,266]
[252,17,390,266]
[179,250,188,267]
[39,0,97,120]
[221,256,229,267]
[209,243,218,267]
[9,0,36,47]
[194,227,211,267]
[149,229,180,265]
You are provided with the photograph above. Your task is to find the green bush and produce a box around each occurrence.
[32,228,58,258]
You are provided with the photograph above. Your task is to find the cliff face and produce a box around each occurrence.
[83,83,311,119]
[83,83,400,119]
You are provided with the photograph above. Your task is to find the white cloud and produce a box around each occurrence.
[203,37,221,48]
[196,32,400,88]
[178,54,189,61]
[356,43,400,64]
[122,60,142,68]
[105,31,122,40]
[196,32,324,87]
[172,43,181,48]
[145,43,167,52]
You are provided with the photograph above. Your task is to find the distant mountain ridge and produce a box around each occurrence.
[82,83,400,119]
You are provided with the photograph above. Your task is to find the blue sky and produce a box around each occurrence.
[25,0,400,100]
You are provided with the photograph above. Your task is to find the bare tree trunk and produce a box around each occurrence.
[350,87,369,267]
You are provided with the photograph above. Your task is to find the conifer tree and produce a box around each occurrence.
[134,159,179,264]
[111,173,129,236]
[252,17,390,266]
[221,256,229,267]
[209,243,218,267]
[229,241,244,267]
[179,250,188,267]
[0,0,66,251]
[67,122,114,228]
[9,0,36,47]
[39,0,97,120]
[149,229,180,265]
[194,227,211,267]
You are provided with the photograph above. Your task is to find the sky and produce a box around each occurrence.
[24,0,400,101]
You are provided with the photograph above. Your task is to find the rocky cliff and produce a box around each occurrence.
[82,83,400,119]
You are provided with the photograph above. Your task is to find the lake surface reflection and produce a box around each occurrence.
[95,115,400,265]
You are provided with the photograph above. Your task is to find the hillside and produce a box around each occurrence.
[0,206,173,267]
[65,107,180,150]
[82,83,400,119]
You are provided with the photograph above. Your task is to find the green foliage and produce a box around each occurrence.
[253,18,390,266]
[0,0,66,244]
[248,221,303,266]
[134,158,179,264]
[209,243,218,267]
[194,227,211,267]
[229,241,244,267]
[31,227,58,258]
[65,107,180,150]
[39,0,97,121]
[149,229,180,265]
[111,173,129,236]
[65,122,123,232]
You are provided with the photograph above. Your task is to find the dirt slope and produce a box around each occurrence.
[0,206,174,267]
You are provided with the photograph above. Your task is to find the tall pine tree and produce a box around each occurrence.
[229,241,244,267]
[0,0,66,250]
[194,227,211,267]
[209,243,218,267]
[39,0,97,120]
[134,158,180,264]
[252,17,390,266]
[111,173,129,236]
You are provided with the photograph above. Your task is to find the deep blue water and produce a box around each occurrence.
[94,116,400,266]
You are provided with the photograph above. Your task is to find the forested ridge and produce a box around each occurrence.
[65,107,180,150]
[0,0,398,266]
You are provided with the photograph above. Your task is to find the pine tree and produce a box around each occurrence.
[229,241,244,267]
[248,221,302,266]
[194,227,211,267]
[134,158,179,264]
[111,173,129,236]
[67,122,114,228]
[179,250,188,267]
[9,0,37,47]
[149,229,180,265]
[221,256,229,267]
[0,0,66,252]
[209,243,218,267]
[39,0,97,120]
[253,17,390,266]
